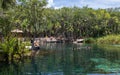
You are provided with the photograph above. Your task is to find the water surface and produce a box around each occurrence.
[0,43,120,75]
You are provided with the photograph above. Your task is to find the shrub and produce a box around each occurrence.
[97,35,120,44]
[84,37,96,43]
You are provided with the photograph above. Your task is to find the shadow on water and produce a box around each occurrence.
[30,57,41,75]
[0,43,120,75]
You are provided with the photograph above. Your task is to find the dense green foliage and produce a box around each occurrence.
[84,35,120,44]
[84,37,96,43]
[0,0,120,38]
[97,35,120,44]
[0,0,47,61]
[0,0,120,61]
[39,7,120,38]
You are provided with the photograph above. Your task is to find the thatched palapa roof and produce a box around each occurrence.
[11,29,23,33]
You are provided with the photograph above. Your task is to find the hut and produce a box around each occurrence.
[11,29,23,37]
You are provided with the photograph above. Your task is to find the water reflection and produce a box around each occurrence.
[30,57,41,75]
[0,44,120,75]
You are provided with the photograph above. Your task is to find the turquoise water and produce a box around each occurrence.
[0,43,120,75]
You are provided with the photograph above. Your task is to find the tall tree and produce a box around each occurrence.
[0,0,16,9]
[16,0,47,37]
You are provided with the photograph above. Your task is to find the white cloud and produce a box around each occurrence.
[106,0,120,2]
[54,6,63,9]
[46,0,54,8]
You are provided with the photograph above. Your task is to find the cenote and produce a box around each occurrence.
[0,43,120,75]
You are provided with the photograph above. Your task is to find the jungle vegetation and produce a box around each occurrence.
[0,0,120,39]
[0,0,120,61]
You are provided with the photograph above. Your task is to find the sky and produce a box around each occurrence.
[46,0,120,9]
